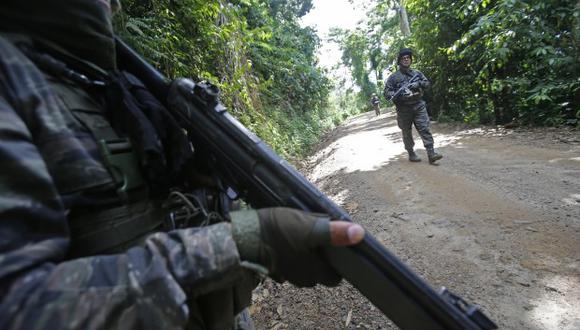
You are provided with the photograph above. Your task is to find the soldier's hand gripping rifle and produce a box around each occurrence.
[116,38,497,330]
[388,73,422,102]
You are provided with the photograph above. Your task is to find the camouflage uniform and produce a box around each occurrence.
[384,68,434,152]
[370,95,380,116]
[0,33,251,330]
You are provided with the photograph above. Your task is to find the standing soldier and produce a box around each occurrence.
[370,93,381,116]
[384,48,442,164]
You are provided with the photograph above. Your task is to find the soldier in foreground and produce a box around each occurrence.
[384,48,443,164]
[0,1,364,329]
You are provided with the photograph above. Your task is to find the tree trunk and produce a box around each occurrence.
[399,1,411,36]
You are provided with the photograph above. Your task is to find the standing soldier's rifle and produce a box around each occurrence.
[116,38,497,330]
[388,73,421,102]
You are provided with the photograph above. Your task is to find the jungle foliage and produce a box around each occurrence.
[115,0,578,160]
[115,0,333,158]
[334,0,579,126]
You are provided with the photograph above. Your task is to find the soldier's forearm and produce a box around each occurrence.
[0,224,245,330]
[419,74,430,89]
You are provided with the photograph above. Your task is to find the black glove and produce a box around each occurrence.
[231,208,340,287]
[408,81,421,90]
[399,87,415,100]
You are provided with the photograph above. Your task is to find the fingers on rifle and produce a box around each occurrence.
[330,221,365,246]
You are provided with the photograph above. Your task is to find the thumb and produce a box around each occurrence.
[330,222,365,246]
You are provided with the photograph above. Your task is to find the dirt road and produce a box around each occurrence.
[252,110,580,330]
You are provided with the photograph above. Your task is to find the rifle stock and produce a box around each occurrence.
[116,38,497,330]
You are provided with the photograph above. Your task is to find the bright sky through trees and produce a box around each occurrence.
[300,0,370,69]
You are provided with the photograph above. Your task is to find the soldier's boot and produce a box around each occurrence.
[427,147,443,164]
[407,150,421,162]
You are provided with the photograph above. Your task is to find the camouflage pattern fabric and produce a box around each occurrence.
[395,103,434,151]
[384,68,434,151]
[0,34,247,329]
[384,68,430,108]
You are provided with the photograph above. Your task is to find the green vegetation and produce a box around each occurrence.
[115,0,337,158]
[116,1,578,159]
[333,0,579,126]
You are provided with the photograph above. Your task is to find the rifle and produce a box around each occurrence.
[388,73,421,102]
[116,38,497,330]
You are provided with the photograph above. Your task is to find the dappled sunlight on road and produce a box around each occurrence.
[428,132,462,149]
[454,127,514,138]
[308,112,466,181]
[549,157,580,164]
[308,113,401,179]
[327,187,351,206]
[562,193,580,206]
[527,275,580,330]
[298,111,580,330]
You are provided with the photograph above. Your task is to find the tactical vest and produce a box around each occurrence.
[11,35,228,259]
[47,73,166,257]
[9,35,166,257]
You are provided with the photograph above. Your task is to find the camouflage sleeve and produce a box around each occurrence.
[384,74,398,100]
[417,70,431,90]
[0,93,245,329]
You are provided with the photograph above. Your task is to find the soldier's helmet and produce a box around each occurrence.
[397,48,414,64]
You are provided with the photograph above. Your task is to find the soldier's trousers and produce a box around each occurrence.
[396,102,434,151]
